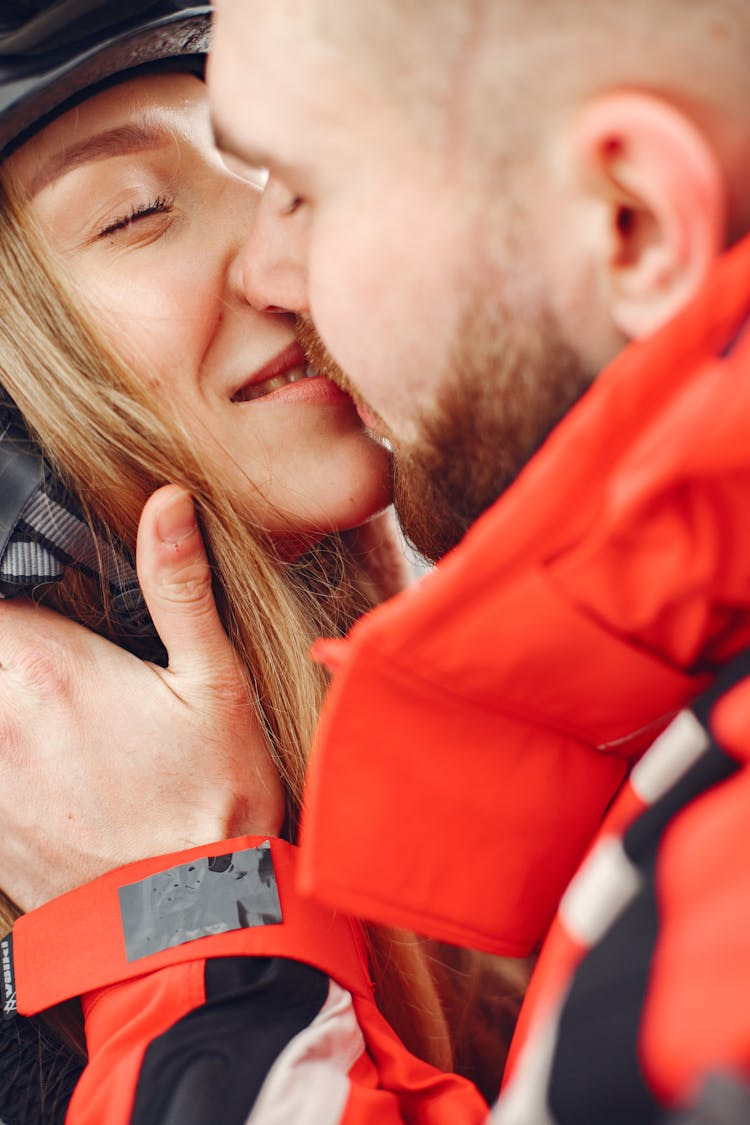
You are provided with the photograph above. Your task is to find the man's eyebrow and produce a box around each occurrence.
[26,122,171,198]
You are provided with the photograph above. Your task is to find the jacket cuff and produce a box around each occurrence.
[9,837,371,1015]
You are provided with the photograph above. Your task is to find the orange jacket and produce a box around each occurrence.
[303,235,750,954]
[9,235,750,1123]
[301,232,750,1118]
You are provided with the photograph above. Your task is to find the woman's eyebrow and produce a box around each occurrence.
[26,122,171,198]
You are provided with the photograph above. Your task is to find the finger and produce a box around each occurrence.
[136,485,236,680]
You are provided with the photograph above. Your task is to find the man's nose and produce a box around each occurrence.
[239,176,310,315]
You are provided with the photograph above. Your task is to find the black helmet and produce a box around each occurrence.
[0,1,210,158]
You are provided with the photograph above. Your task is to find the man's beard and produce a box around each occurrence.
[298,304,596,564]
[297,317,381,421]
[393,302,597,561]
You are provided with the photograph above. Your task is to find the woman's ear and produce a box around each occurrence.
[570,92,727,339]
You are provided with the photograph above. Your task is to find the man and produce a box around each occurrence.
[3,0,750,1122]
[201,4,750,1120]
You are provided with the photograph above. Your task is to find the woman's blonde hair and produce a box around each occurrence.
[0,172,453,1078]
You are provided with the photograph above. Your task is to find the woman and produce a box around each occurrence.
[0,4,481,1122]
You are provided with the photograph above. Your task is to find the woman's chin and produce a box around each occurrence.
[270,478,394,560]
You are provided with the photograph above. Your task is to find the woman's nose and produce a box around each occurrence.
[236,175,310,315]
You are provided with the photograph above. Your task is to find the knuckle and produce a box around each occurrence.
[158,561,213,604]
[11,643,73,700]
[183,662,253,719]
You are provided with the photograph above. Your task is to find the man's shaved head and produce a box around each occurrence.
[302,0,750,262]
[317,0,748,104]
[317,0,749,175]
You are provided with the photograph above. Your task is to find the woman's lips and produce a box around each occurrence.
[231,340,310,402]
[232,363,314,401]
[233,367,353,406]
[254,374,353,405]
[230,338,354,406]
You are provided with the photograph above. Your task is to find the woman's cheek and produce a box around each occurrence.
[85,263,207,371]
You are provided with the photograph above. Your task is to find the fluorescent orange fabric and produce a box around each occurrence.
[66,964,489,1125]
[68,963,207,1125]
[640,729,750,1101]
[14,837,488,1125]
[498,670,750,1118]
[301,233,750,959]
[14,837,371,1014]
[341,995,488,1125]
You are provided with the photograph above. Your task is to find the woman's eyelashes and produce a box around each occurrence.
[97,193,175,239]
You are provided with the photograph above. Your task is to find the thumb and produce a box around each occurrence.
[136,485,235,680]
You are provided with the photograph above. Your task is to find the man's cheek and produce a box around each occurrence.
[310,245,385,375]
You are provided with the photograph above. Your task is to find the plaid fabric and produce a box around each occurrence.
[0,405,165,662]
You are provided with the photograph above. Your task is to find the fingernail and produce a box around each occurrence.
[155,490,197,545]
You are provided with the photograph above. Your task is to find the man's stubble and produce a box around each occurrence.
[392,295,596,561]
[299,293,596,564]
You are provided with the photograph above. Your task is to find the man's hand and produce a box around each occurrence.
[0,485,285,912]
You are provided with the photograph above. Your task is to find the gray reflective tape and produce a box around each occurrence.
[119,842,282,963]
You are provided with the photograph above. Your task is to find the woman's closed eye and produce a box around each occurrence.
[97,193,174,239]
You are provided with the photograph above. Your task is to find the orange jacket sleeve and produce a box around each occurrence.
[5,837,487,1125]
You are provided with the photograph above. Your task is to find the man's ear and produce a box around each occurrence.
[570,92,727,339]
